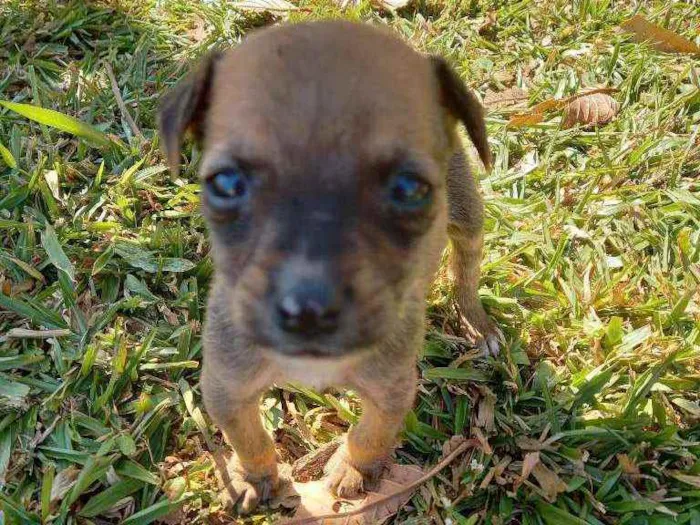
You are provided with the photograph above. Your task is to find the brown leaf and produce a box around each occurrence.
[232,0,298,12]
[561,93,619,129]
[507,87,618,128]
[617,454,640,476]
[292,440,342,483]
[286,463,424,524]
[507,113,544,128]
[187,16,208,44]
[475,387,496,432]
[621,15,700,56]
[517,451,540,488]
[50,466,80,503]
[532,463,567,502]
[478,11,498,36]
[480,455,512,489]
[372,0,411,10]
[669,470,700,489]
[484,87,528,110]
[284,438,476,524]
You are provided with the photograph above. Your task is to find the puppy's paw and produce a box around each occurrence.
[324,445,386,499]
[218,459,279,514]
[458,308,502,357]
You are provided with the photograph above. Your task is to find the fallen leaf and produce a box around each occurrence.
[51,466,80,503]
[472,427,492,455]
[621,15,700,55]
[507,113,544,128]
[484,87,528,110]
[478,11,498,36]
[617,454,640,476]
[292,440,342,483]
[441,435,468,459]
[372,0,410,10]
[283,436,475,524]
[232,0,298,12]
[285,463,423,524]
[532,463,567,502]
[517,451,540,488]
[187,16,208,43]
[561,93,619,129]
[669,470,700,489]
[475,386,496,431]
[480,455,512,489]
[508,87,618,128]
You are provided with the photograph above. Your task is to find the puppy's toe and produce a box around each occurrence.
[219,460,279,514]
[326,459,365,499]
[458,311,502,357]
[325,446,384,499]
[486,333,500,356]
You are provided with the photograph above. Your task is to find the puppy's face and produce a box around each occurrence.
[160,21,490,358]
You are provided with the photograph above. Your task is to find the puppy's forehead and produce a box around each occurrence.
[204,22,445,163]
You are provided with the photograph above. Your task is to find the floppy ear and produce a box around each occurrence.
[430,56,492,171]
[158,51,221,176]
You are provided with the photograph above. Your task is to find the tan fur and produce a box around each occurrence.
[159,20,499,512]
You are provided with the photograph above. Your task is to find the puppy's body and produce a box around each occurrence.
[160,20,498,512]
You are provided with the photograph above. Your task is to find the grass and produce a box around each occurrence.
[0,0,699,523]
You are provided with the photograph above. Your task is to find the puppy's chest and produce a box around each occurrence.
[268,355,353,390]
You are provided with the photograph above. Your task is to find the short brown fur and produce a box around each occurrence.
[159,20,499,512]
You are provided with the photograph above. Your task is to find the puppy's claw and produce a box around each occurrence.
[486,333,501,356]
[325,445,384,499]
[219,460,278,514]
[459,312,502,357]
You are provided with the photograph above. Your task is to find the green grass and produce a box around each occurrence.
[1,0,699,523]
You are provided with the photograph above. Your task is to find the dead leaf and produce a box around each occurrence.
[372,0,410,10]
[285,463,423,524]
[187,16,208,44]
[292,440,342,483]
[517,451,540,488]
[478,11,498,36]
[617,454,640,476]
[508,88,618,128]
[531,463,567,502]
[668,470,700,489]
[516,436,547,451]
[232,0,298,12]
[441,435,468,459]
[480,455,512,489]
[484,87,528,110]
[284,438,475,524]
[475,386,496,431]
[50,466,80,503]
[472,427,492,455]
[561,93,619,129]
[621,15,700,56]
[507,113,545,128]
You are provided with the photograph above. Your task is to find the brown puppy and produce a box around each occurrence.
[159,20,499,512]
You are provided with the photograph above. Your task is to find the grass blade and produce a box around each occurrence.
[0,100,110,147]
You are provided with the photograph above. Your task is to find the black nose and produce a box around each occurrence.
[277,281,341,337]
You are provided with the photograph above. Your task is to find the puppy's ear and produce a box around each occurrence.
[430,56,492,171]
[158,51,221,176]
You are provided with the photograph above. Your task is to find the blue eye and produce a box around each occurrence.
[207,168,250,205]
[387,173,432,210]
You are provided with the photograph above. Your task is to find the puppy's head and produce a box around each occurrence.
[159,21,490,358]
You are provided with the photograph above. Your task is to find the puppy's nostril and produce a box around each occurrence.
[277,284,341,337]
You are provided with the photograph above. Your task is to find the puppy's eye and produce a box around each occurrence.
[205,168,251,210]
[386,173,432,211]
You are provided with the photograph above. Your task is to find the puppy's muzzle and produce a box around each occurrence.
[276,278,342,337]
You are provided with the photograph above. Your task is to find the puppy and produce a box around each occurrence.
[159,20,499,512]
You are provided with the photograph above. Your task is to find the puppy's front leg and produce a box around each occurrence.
[202,366,278,513]
[447,150,500,356]
[326,360,416,498]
